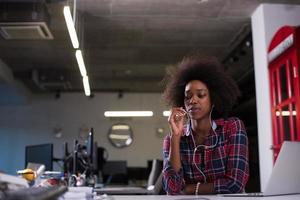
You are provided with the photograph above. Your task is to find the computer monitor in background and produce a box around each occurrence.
[25,143,53,171]
[97,147,108,171]
[102,161,128,185]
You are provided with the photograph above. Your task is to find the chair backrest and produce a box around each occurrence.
[152,171,165,195]
[147,159,165,195]
[147,159,163,187]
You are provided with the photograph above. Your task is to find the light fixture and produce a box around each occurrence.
[64,6,91,96]
[104,111,153,117]
[63,6,79,49]
[112,125,130,130]
[109,134,131,140]
[275,110,296,116]
[83,75,91,96]
[75,50,87,76]
[163,111,170,117]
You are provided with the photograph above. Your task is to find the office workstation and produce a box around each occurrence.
[1,1,300,200]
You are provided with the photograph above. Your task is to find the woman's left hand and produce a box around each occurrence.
[168,107,187,138]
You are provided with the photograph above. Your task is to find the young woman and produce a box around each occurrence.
[162,56,249,195]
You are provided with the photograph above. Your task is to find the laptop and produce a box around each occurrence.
[224,141,300,197]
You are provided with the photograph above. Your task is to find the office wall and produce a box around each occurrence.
[251,3,300,191]
[0,92,169,175]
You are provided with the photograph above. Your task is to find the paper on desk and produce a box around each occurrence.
[62,187,93,200]
[68,186,93,193]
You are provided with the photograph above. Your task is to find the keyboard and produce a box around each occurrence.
[1,184,68,200]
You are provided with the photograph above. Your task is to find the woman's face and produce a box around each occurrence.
[184,80,212,120]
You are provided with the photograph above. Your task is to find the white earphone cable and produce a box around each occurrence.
[190,105,219,183]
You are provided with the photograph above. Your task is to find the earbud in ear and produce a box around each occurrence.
[212,121,217,131]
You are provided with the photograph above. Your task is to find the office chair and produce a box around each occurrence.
[147,159,162,188]
[147,159,165,195]
[152,172,165,195]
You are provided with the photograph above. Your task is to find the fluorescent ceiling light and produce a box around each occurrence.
[75,50,87,76]
[112,125,130,130]
[163,111,170,117]
[82,75,91,96]
[109,134,131,140]
[104,111,153,117]
[63,6,79,49]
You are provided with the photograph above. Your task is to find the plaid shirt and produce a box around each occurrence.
[162,117,249,195]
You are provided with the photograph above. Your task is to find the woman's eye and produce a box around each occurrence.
[197,92,206,98]
[184,91,207,101]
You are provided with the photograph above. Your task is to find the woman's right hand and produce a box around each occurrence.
[168,107,187,139]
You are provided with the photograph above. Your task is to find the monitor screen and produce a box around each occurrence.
[25,143,53,171]
[102,160,128,184]
[102,160,127,175]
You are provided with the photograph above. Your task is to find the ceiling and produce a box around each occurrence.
[0,0,299,95]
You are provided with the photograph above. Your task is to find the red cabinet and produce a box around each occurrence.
[268,26,300,161]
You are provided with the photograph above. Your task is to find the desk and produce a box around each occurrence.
[63,187,300,200]
[105,195,300,200]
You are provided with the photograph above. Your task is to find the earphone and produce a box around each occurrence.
[190,104,219,183]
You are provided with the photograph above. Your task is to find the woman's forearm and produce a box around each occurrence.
[169,137,182,172]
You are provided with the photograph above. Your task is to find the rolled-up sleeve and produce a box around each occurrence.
[162,136,185,195]
[214,119,249,193]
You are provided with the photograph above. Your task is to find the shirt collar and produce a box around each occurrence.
[184,120,218,137]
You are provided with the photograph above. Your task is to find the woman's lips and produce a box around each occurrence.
[188,107,201,113]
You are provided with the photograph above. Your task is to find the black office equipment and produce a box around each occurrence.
[102,160,128,185]
[97,147,108,171]
[72,140,78,174]
[63,142,71,174]
[87,128,94,161]
[91,141,98,172]
[87,128,99,173]
[1,184,68,200]
[25,143,53,171]
[64,129,99,177]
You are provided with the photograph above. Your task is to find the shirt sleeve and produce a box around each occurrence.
[213,118,249,193]
[162,135,185,195]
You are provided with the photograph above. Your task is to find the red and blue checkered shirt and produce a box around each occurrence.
[162,117,249,194]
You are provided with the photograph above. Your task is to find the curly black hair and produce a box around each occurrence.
[163,56,240,118]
